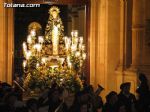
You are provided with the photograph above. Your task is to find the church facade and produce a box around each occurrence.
[0,0,150,97]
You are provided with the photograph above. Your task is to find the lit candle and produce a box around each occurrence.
[27,35,32,44]
[79,44,82,50]
[71,31,74,37]
[82,53,86,60]
[46,35,48,39]
[23,60,27,68]
[36,63,40,68]
[68,62,72,69]
[71,44,77,52]
[34,44,42,52]
[26,51,31,60]
[23,42,27,52]
[80,60,83,67]
[74,30,78,37]
[82,45,85,51]
[38,36,44,43]
[64,36,68,44]
[75,51,80,57]
[79,37,83,44]
[67,38,71,47]
[30,29,36,36]
[75,38,78,44]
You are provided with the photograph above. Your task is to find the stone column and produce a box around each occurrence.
[123,0,146,94]
[0,0,6,82]
[0,0,13,84]
[90,0,109,97]
[131,0,145,69]
[116,0,127,92]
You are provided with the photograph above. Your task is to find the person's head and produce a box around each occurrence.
[106,91,118,105]
[52,10,58,19]
[120,82,131,94]
[139,73,147,82]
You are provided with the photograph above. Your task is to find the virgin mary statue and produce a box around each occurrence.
[45,6,64,56]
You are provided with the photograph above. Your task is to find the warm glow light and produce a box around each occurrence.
[68,62,72,69]
[79,44,82,50]
[80,37,83,44]
[23,60,27,68]
[75,51,80,57]
[75,37,78,43]
[64,36,68,44]
[67,38,71,46]
[71,44,77,52]
[27,35,32,44]
[41,57,46,64]
[71,31,73,37]
[74,30,78,37]
[82,45,85,51]
[22,6,87,92]
[38,36,44,43]
[36,63,40,68]
[82,53,86,60]
[59,58,65,65]
[34,44,42,52]
[71,30,78,37]
[23,42,27,51]
[26,51,31,60]
[30,29,36,36]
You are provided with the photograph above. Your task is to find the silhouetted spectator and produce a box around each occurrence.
[103,91,118,112]
[118,82,137,112]
[136,73,150,112]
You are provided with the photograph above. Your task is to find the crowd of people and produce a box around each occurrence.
[0,73,150,112]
